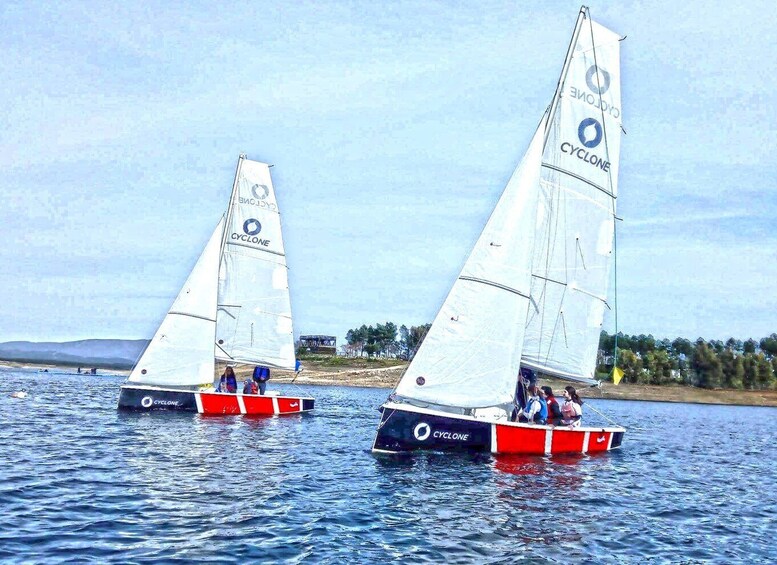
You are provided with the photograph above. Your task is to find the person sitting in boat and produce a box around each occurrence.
[517,386,547,424]
[252,366,271,395]
[243,378,258,395]
[217,366,238,393]
[560,386,583,427]
[541,386,563,425]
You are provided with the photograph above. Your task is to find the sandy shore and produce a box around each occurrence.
[6,359,777,408]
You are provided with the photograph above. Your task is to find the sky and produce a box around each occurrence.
[1,0,775,346]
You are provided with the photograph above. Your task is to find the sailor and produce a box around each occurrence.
[541,386,563,425]
[561,386,584,427]
[219,366,238,393]
[253,366,270,395]
[243,378,258,395]
[517,386,547,424]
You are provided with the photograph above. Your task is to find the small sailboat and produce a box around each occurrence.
[118,155,314,415]
[373,7,624,454]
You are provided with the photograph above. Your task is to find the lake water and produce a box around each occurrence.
[1,368,775,563]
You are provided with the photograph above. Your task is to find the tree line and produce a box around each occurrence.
[344,322,431,359]
[342,322,777,391]
[599,331,777,390]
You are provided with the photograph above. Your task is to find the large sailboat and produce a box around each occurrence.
[373,7,624,454]
[118,155,314,415]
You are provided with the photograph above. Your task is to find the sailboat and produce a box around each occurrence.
[373,7,625,454]
[118,155,314,415]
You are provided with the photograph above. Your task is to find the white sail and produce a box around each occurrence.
[394,116,547,408]
[215,158,296,370]
[128,218,224,387]
[521,16,622,383]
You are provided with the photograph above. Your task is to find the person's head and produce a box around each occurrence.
[528,385,540,397]
[564,385,583,405]
[541,386,554,398]
[225,366,235,377]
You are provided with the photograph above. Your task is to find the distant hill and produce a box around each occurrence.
[0,339,148,369]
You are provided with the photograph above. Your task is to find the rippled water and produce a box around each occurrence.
[1,368,775,563]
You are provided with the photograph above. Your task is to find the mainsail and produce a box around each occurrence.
[393,8,622,407]
[215,158,296,370]
[394,115,547,408]
[128,218,224,387]
[521,14,622,383]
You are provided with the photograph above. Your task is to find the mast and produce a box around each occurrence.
[543,6,587,151]
[220,154,246,265]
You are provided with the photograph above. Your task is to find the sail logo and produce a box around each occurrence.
[231,218,271,247]
[578,118,603,148]
[240,184,277,211]
[586,65,610,94]
[251,184,269,200]
[413,422,431,441]
[559,118,611,172]
[243,219,262,235]
[568,65,619,119]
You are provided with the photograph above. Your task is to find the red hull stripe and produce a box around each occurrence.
[195,393,307,415]
[242,395,276,415]
[199,392,242,415]
[495,424,547,455]
[493,423,616,455]
[277,397,303,414]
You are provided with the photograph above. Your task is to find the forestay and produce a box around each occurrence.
[128,218,224,387]
[215,158,296,370]
[394,116,547,408]
[521,17,622,383]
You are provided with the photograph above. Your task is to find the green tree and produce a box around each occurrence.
[618,348,644,384]
[692,341,723,389]
[743,338,758,354]
[759,333,777,358]
[645,349,673,385]
[742,354,757,390]
[755,354,775,389]
[671,337,693,357]
[719,349,744,389]
[400,323,431,360]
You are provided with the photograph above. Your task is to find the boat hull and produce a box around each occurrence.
[117,385,314,415]
[373,403,624,455]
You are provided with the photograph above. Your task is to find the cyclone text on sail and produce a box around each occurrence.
[560,142,611,172]
[568,86,620,119]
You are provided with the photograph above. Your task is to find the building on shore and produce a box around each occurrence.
[299,335,337,355]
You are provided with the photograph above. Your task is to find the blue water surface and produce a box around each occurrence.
[0,368,775,563]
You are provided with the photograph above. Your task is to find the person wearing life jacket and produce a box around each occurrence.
[218,366,238,393]
[517,386,547,424]
[560,385,583,427]
[243,378,258,395]
[541,386,563,425]
[252,366,271,395]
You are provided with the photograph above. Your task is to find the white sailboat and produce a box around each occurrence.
[373,7,625,454]
[118,155,314,415]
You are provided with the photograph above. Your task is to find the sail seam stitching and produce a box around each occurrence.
[226,241,286,257]
[167,311,217,323]
[458,276,529,299]
[541,164,615,198]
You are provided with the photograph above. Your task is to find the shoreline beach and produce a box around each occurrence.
[5,359,777,408]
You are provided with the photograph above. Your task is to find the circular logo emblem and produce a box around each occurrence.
[578,118,603,148]
[243,219,262,235]
[586,65,611,95]
[413,422,431,441]
[141,396,153,408]
[251,184,270,200]
[416,376,425,386]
